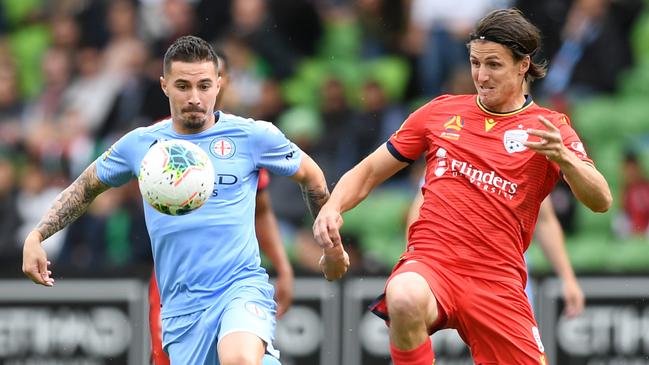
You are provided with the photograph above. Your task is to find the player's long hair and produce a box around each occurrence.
[468,8,547,82]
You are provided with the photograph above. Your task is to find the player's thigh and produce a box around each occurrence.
[458,281,546,365]
[217,286,280,362]
[385,270,439,327]
[218,331,265,365]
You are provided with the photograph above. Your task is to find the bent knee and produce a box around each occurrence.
[220,351,261,365]
[385,272,438,322]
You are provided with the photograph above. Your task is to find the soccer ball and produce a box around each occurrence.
[138,139,215,216]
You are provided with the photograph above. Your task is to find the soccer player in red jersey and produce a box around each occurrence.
[408,187,585,319]
[314,8,611,365]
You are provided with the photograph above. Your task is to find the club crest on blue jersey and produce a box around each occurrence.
[210,137,236,159]
[244,301,268,320]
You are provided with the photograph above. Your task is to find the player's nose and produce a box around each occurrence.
[188,88,201,105]
[477,66,490,83]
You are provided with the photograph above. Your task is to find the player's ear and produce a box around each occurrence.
[160,76,168,97]
[519,55,530,76]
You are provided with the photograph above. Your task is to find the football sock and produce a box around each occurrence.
[390,337,435,365]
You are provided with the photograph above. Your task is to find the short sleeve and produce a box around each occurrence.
[250,120,303,176]
[557,114,594,165]
[387,101,432,163]
[95,129,141,187]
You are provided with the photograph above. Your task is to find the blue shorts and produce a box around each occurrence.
[162,285,280,365]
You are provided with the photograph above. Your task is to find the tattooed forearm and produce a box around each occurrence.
[35,162,110,241]
[301,184,330,219]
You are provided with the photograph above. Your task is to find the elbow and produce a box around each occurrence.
[590,193,613,213]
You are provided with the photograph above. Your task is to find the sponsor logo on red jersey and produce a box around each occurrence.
[448,159,519,200]
[484,118,497,132]
[441,115,464,140]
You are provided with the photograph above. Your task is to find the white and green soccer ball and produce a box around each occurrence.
[138,139,215,216]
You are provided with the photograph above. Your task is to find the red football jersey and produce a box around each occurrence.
[389,94,592,286]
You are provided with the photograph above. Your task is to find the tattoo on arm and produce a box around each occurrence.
[36,162,111,240]
[301,184,330,219]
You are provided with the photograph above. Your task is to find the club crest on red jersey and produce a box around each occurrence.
[503,130,528,153]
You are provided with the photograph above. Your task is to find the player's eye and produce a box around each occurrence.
[200,84,211,91]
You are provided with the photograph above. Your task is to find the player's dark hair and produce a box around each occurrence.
[468,8,547,82]
[163,35,219,75]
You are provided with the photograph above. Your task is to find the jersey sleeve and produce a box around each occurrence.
[250,120,303,176]
[556,114,594,165]
[387,101,432,163]
[95,129,141,187]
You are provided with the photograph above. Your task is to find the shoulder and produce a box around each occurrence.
[413,94,474,113]
[138,118,173,136]
[111,119,171,149]
[218,112,277,133]
[528,104,571,127]
[224,112,284,137]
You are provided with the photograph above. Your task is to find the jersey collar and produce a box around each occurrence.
[476,95,534,117]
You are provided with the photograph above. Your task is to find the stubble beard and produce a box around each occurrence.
[181,114,207,131]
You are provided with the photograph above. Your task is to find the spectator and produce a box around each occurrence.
[614,151,649,238]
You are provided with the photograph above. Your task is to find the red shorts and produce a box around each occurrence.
[370,254,547,365]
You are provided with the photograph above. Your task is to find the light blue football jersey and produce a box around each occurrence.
[95,112,303,318]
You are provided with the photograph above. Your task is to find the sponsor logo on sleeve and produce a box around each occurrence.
[570,141,588,159]
[102,146,114,161]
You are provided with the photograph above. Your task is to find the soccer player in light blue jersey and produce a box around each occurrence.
[22,36,329,365]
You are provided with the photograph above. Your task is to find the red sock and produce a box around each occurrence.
[390,337,435,365]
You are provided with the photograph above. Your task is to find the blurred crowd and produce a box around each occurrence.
[0,0,647,277]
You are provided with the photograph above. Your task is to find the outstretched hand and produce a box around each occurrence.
[524,116,569,163]
[312,205,344,249]
[22,231,55,287]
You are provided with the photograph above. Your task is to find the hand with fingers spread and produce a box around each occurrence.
[524,115,570,163]
[312,204,344,249]
[319,243,350,281]
[22,231,55,287]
